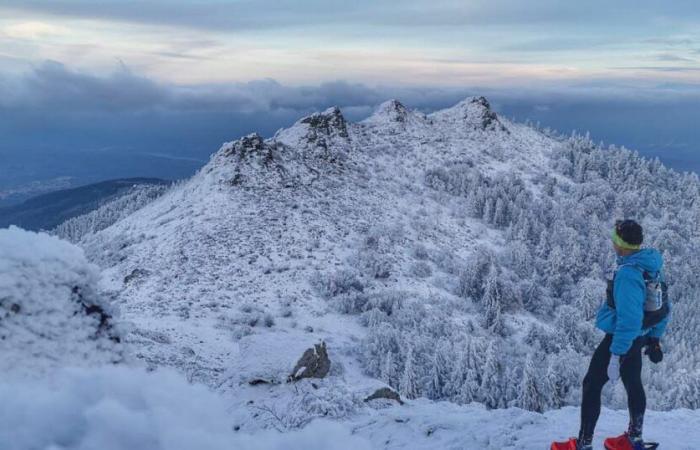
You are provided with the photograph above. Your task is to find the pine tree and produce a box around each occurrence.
[479,341,502,409]
[425,351,443,399]
[381,350,398,388]
[481,265,505,335]
[518,352,544,412]
[399,345,419,400]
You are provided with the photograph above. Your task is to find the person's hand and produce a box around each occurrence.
[607,354,621,382]
[645,337,663,364]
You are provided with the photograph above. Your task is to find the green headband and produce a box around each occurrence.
[612,229,641,250]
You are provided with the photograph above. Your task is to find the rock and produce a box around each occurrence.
[124,268,149,284]
[364,387,404,405]
[248,378,276,386]
[300,107,349,138]
[288,341,331,382]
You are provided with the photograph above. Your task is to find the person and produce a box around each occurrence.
[551,219,669,450]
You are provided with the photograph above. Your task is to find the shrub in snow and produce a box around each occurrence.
[412,243,429,260]
[310,269,364,299]
[410,261,432,278]
[310,269,369,314]
[251,380,361,431]
[0,227,122,375]
[355,249,393,279]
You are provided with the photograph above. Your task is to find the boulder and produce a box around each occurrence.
[288,341,331,382]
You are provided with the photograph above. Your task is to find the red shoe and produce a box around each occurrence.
[604,432,658,450]
[550,438,579,450]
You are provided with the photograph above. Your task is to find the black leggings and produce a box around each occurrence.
[578,334,646,444]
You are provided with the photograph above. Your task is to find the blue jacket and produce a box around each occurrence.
[595,248,670,355]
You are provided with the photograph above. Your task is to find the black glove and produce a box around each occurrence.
[644,337,663,364]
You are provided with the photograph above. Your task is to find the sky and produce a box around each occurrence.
[1,1,699,197]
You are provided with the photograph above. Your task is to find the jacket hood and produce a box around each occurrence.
[617,248,663,274]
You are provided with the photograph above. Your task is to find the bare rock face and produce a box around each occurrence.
[288,341,331,382]
[207,133,304,189]
[364,387,404,405]
[275,107,351,168]
[300,106,349,139]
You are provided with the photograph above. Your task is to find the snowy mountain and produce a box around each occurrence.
[3,96,700,450]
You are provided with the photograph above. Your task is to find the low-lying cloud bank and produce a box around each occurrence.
[1,61,699,187]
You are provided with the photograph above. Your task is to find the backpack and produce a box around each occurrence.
[605,265,670,329]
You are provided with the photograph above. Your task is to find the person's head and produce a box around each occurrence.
[612,219,643,256]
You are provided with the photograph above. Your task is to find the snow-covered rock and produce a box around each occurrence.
[0,227,123,376]
[428,96,506,132]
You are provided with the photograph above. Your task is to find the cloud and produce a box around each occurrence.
[499,37,614,52]
[612,65,700,72]
[1,60,699,190]
[655,53,696,62]
[3,21,69,39]
[4,60,700,120]
[0,60,169,112]
[643,37,697,46]
[3,0,700,33]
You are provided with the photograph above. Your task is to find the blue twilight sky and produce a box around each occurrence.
[1,1,699,195]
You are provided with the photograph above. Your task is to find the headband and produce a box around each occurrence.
[612,228,641,250]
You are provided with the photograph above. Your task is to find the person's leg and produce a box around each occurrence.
[620,336,646,441]
[578,334,612,446]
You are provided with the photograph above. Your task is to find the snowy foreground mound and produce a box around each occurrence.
[0,366,369,450]
[0,227,122,376]
[1,365,699,450]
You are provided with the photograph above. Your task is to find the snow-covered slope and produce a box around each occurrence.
[79,96,555,387]
[6,96,700,449]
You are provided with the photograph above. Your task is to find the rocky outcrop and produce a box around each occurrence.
[288,341,331,382]
[364,387,404,405]
[430,96,508,133]
[275,107,351,168]
[208,133,298,189]
[373,99,409,123]
[300,106,349,139]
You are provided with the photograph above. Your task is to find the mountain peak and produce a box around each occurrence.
[361,99,430,131]
[299,106,349,138]
[377,99,408,120]
[368,99,409,123]
[274,106,351,166]
[430,96,507,132]
[205,133,292,188]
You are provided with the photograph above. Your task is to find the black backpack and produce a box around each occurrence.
[605,265,670,329]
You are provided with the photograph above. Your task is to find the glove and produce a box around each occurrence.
[645,337,663,364]
[607,354,621,383]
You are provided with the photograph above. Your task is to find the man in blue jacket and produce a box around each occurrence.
[552,219,669,450]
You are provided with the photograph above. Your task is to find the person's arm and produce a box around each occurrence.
[610,266,645,355]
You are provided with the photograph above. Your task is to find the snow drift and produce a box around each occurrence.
[0,365,371,450]
[0,227,122,376]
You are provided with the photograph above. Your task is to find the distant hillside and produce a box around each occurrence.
[0,178,170,231]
